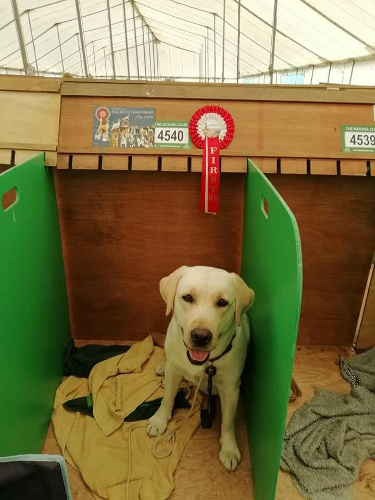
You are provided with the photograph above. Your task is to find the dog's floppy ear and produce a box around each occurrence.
[231,273,255,326]
[160,266,188,316]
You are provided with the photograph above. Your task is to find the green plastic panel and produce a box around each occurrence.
[241,160,302,500]
[0,154,70,456]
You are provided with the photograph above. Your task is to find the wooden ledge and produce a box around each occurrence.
[56,154,248,173]
[55,154,375,176]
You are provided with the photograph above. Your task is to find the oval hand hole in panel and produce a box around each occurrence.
[261,196,269,219]
[2,187,18,211]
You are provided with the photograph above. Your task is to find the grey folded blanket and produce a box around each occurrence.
[281,347,375,500]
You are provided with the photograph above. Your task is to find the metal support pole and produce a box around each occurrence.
[103,48,108,78]
[158,49,161,80]
[26,11,38,74]
[236,0,241,82]
[269,0,278,84]
[153,39,157,80]
[204,37,207,82]
[327,62,332,83]
[148,31,153,80]
[76,33,84,76]
[206,28,209,82]
[74,0,88,77]
[132,5,140,79]
[56,24,65,73]
[222,0,226,82]
[10,0,28,74]
[149,36,153,80]
[106,0,116,78]
[199,47,202,82]
[213,14,217,82]
[142,18,147,79]
[349,60,355,84]
[93,42,97,78]
[122,0,130,78]
[156,41,160,80]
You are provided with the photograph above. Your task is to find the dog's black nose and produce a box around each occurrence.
[191,328,212,348]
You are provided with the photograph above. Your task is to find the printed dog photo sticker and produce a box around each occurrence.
[93,106,156,148]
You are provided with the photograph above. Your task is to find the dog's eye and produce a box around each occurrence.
[182,294,194,303]
[217,298,229,307]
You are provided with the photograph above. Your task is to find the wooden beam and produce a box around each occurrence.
[0,149,12,165]
[281,158,307,174]
[221,157,247,173]
[60,80,375,104]
[72,155,99,170]
[161,156,188,172]
[310,159,337,175]
[0,75,61,92]
[57,154,70,169]
[0,143,57,151]
[45,151,58,166]
[131,155,158,171]
[340,159,368,176]
[102,155,129,170]
[251,157,278,174]
[15,150,42,164]
[58,147,375,161]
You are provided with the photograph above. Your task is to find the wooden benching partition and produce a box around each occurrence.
[0,155,302,500]
[1,75,375,346]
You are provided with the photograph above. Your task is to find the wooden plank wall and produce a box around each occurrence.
[270,175,375,345]
[54,167,375,346]
[54,170,244,341]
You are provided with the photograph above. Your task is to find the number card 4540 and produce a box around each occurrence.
[154,121,191,149]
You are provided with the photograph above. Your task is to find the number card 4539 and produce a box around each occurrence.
[341,125,375,153]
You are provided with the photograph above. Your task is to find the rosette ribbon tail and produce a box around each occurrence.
[200,136,220,214]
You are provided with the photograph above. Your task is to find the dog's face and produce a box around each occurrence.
[160,266,254,365]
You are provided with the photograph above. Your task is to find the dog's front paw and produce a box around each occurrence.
[147,411,168,437]
[219,444,241,471]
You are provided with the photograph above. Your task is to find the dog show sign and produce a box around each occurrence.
[92,106,156,148]
[189,106,235,214]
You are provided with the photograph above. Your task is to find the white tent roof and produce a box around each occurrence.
[1,0,375,84]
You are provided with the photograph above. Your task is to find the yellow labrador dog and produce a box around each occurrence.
[147,266,254,471]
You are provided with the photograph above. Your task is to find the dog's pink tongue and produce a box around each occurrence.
[189,349,209,362]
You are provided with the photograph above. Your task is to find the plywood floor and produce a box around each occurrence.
[43,345,375,500]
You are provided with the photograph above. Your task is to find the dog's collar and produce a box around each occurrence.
[208,332,236,363]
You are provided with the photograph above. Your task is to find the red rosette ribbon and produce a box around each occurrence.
[189,106,235,214]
